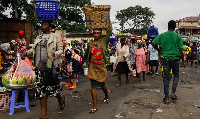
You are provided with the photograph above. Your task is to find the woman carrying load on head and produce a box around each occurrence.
[23,20,65,119]
[81,21,112,114]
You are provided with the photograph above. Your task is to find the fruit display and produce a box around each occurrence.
[2,72,36,86]
[2,53,36,88]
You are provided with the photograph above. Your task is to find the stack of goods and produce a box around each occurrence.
[83,5,111,35]
[35,0,60,20]
[116,32,125,36]
[2,54,36,88]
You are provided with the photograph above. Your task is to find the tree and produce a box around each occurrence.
[0,0,91,33]
[0,0,36,23]
[56,0,91,33]
[115,5,155,35]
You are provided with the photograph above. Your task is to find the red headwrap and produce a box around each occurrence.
[19,30,24,36]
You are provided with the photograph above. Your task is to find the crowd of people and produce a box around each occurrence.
[0,19,200,118]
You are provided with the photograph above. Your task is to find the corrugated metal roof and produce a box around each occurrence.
[176,16,200,22]
[179,26,200,29]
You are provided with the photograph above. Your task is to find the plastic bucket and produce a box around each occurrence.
[110,56,116,63]
[84,68,88,76]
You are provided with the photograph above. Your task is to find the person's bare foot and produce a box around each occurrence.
[58,96,65,111]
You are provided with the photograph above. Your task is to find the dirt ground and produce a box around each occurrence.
[1,65,200,119]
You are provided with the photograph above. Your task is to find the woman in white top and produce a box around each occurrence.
[115,38,132,87]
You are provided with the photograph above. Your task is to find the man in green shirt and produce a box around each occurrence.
[152,20,185,104]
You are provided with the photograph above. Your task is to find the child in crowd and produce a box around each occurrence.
[61,40,82,90]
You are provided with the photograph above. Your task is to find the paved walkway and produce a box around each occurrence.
[1,65,200,119]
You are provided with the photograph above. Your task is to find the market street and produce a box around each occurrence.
[1,65,200,119]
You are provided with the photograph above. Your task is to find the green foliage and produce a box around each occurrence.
[0,0,37,23]
[56,0,91,33]
[115,5,155,35]
[0,0,91,33]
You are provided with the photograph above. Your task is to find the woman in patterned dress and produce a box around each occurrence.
[16,30,27,53]
[82,21,112,114]
[24,21,65,119]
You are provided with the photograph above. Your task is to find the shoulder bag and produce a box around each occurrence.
[43,59,58,86]
[37,41,47,73]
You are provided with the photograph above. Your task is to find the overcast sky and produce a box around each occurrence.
[3,0,200,34]
[91,0,200,33]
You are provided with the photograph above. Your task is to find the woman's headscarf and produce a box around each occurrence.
[137,40,142,44]
[19,30,24,36]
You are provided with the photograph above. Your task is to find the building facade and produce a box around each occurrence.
[66,33,94,44]
[176,16,200,37]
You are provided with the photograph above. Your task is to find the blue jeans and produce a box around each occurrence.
[163,59,179,98]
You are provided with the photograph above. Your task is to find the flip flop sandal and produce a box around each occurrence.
[89,108,98,114]
[103,98,109,104]
[59,96,65,111]
[116,84,121,87]
[170,94,177,100]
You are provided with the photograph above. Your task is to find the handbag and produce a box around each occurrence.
[37,42,47,73]
[43,59,58,86]
[36,40,58,86]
